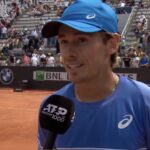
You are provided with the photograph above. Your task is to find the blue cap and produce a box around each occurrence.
[42,0,118,38]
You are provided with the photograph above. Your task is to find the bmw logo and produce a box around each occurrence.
[0,68,14,85]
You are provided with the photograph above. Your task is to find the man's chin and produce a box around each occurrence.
[69,75,87,84]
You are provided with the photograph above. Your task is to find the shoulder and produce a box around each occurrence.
[128,77,150,93]
[55,82,74,97]
[40,83,74,106]
[120,76,150,105]
[121,76,150,94]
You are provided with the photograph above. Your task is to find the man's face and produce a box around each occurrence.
[58,25,113,83]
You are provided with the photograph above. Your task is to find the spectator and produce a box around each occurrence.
[46,53,55,67]
[0,21,3,39]
[39,50,46,66]
[22,35,29,52]
[2,42,9,55]
[21,52,30,66]
[130,53,140,68]
[147,32,150,55]
[7,52,16,66]
[30,53,39,66]
[139,52,149,67]
[1,25,7,39]
[122,52,131,67]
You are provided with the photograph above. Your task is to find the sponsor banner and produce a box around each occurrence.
[117,73,137,80]
[0,68,14,85]
[33,71,137,82]
[33,71,69,81]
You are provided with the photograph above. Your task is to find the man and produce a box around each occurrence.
[38,0,150,149]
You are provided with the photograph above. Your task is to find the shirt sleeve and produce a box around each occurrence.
[37,97,49,150]
[144,94,150,148]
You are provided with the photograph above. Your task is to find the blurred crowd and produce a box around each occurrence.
[0,0,150,67]
[0,49,63,67]
[104,0,135,6]
[115,45,150,68]
[0,2,20,39]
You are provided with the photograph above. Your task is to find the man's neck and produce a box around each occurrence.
[74,73,119,102]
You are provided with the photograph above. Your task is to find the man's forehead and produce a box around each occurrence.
[59,25,82,35]
[58,25,95,38]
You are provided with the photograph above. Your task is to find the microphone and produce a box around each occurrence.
[39,94,75,150]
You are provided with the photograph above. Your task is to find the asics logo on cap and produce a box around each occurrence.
[118,115,133,129]
[86,14,96,19]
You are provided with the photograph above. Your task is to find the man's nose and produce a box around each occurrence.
[63,44,77,56]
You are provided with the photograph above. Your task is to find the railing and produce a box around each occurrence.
[121,6,137,37]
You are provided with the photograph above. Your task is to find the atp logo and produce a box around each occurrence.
[42,104,68,122]
[43,104,67,116]
[0,68,14,85]
[118,115,133,129]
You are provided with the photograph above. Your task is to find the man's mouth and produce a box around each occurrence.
[67,64,83,69]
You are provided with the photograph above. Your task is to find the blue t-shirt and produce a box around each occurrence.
[38,76,150,150]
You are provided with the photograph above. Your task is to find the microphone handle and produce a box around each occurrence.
[43,132,57,150]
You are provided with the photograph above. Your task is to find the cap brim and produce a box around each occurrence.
[42,20,102,38]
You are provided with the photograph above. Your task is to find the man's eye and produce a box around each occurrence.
[79,38,85,42]
[78,38,87,43]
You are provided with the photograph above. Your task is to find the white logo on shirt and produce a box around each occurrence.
[86,14,96,19]
[118,115,133,129]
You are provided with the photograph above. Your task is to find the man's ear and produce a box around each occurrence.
[107,33,120,54]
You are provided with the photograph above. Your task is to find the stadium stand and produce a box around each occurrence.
[0,0,150,68]
[122,0,150,47]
